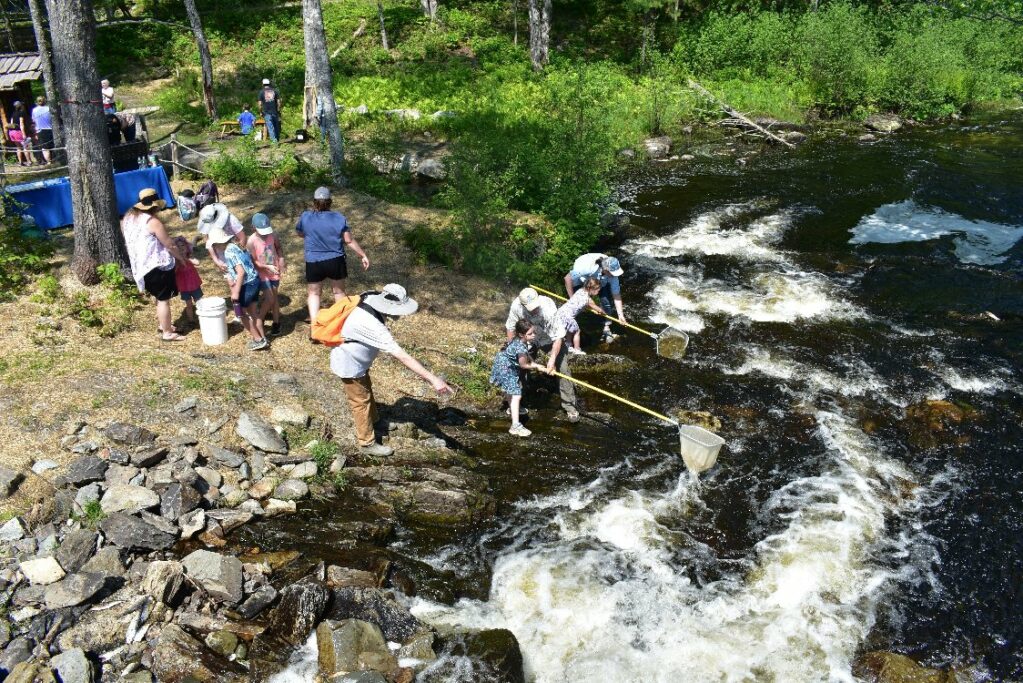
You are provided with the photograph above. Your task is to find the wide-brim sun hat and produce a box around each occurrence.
[133,187,166,211]
[197,203,230,234]
[518,287,541,311]
[604,256,624,277]
[363,284,419,317]
[205,225,234,247]
[252,213,273,235]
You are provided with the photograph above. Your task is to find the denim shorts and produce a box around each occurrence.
[238,280,260,308]
[180,288,203,302]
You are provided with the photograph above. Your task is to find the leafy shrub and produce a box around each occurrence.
[204,139,331,189]
[0,221,53,301]
[31,274,61,304]
[793,4,879,115]
[67,264,142,337]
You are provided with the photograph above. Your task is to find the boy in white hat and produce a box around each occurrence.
[247,213,285,335]
[206,224,268,351]
[330,284,453,455]
[197,203,247,272]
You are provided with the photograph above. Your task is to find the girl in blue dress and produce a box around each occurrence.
[490,319,547,436]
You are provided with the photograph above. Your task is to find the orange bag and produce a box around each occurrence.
[310,295,362,347]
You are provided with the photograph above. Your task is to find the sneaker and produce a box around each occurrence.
[248,338,269,351]
[360,443,394,457]
[509,423,532,437]
[601,330,619,343]
[567,347,587,356]
[565,406,580,423]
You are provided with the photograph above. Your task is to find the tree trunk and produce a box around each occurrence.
[0,4,16,52]
[528,0,551,71]
[28,0,65,152]
[183,0,216,120]
[303,0,345,184]
[419,0,438,22]
[48,0,127,284]
[512,0,519,46]
[377,0,388,50]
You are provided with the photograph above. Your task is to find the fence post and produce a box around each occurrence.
[170,133,178,182]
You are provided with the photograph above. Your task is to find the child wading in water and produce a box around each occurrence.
[172,236,203,326]
[246,213,285,336]
[490,319,548,437]
[206,224,268,350]
[557,277,603,355]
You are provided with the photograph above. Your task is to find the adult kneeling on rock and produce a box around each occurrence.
[331,284,452,456]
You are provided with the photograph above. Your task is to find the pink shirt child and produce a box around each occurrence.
[246,233,281,282]
[173,237,203,293]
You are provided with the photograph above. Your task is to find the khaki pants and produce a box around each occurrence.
[341,373,380,447]
[536,341,576,411]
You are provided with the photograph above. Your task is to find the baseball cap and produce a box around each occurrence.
[313,186,331,200]
[518,287,541,311]
[252,213,273,235]
[262,78,271,85]
[604,256,624,277]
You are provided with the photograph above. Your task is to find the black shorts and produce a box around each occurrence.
[143,267,178,301]
[36,129,54,149]
[305,255,347,284]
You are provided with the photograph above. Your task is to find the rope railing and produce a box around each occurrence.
[0,163,70,177]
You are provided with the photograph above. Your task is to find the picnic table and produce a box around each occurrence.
[218,118,267,137]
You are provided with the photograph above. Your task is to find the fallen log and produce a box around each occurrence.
[331,18,367,58]
[687,79,796,149]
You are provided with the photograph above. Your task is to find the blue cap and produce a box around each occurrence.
[604,256,624,277]
[252,212,273,234]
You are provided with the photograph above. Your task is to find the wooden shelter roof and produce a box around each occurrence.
[0,52,41,90]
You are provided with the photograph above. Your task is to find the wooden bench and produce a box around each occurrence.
[218,118,267,137]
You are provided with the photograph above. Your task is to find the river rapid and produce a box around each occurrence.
[275,113,1023,682]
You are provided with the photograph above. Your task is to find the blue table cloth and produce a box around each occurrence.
[6,166,176,230]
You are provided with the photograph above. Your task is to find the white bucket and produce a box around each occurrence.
[196,296,228,346]
[678,424,725,474]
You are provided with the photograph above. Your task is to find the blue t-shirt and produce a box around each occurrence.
[238,111,256,134]
[295,210,349,263]
[224,243,259,285]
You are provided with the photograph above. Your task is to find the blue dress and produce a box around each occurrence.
[490,338,529,395]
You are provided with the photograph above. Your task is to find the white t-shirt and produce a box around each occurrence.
[329,307,404,379]
[504,296,565,346]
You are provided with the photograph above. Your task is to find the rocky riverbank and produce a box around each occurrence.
[0,400,521,682]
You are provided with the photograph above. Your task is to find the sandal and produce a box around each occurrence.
[161,333,187,342]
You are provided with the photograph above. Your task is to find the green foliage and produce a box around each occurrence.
[31,274,62,305]
[67,264,141,337]
[76,499,106,529]
[0,222,54,302]
[309,439,340,471]
[204,138,331,189]
[448,349,498,403]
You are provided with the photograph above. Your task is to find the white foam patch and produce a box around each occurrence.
[720,347,895,402]
[414,412,919,682]
[941,368,1009,394]
[850,200,1023,265]
[629,209,790,262]
[269,631,319,683]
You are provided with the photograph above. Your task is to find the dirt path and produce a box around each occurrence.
[0,184,512,515]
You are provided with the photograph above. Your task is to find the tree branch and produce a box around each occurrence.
[95,18,189,31]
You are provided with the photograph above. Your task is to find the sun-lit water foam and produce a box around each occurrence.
[628,208,790,262]
[414,411,919,682]
[268,632,319,683]
[940,367,1011,394]
[850,200,1023,265]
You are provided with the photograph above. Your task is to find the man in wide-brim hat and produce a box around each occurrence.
[329,283,453,456]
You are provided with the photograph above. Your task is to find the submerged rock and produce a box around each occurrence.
[325,587,424,643]
[443,629,525,683]
[317,619,397,676]
[864,113,903,133]
[250,576,329,679]
[903,399,978,449]
[670,410,722,432]
[853,651,958,683]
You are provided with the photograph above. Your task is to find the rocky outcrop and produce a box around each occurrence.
[348,466,495,527]
[853,651,958,683]
[317,619,398,676]
[250,576,330,680]
[150,624,247,682]
[325,587,424,643]
[864,114,903,133]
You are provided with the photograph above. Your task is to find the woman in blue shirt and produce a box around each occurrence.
[295,186,371,333]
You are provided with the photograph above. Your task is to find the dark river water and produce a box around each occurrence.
[258,112,1023,682]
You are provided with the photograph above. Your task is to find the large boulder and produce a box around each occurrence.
[643,136,672,159]
[103,422,155,446]
[99,513,177,551]
[181,550,243,604]
[150,624,247,682]
[100,484,160,514]
[273,479,309,501]
[450,629,525,683]
[142,560,188,606]
[324,587,424,643]
[864,113,903,133]
[236,412,288,454]
[317,619,397,676]
[160,482,202,519]
[417,157,447,180]
[64,455,108,485]
[348,466,495,527]
[250,576,330,680]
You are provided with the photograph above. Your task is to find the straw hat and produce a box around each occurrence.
[205,224,234,247]
[363,284,419,317]
[133,188,166,211]
[197,203,230,234]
